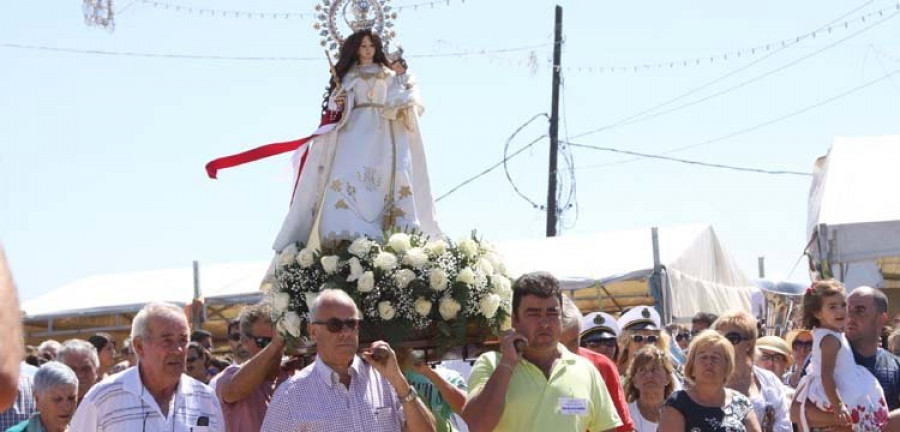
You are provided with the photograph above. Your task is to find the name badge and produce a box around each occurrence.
[558,397,588,415]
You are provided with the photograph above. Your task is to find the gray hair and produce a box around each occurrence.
[239,301,274,337]
[850,286,889,314]
[309,289,360,321]
[131,302,187,340]
[58,339,99,370]
[38,340,61,356]
[560,295,582,332]
[34,361,78,397]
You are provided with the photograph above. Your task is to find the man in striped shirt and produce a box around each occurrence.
[69,302,224,431]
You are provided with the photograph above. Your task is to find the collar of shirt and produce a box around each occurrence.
[313,355,364,389]
[122,367,183,419]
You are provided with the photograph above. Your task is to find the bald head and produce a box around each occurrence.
[309,289,360,322]
[849,286,888,314]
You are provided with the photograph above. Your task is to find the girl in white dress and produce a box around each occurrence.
[794,280,889,431]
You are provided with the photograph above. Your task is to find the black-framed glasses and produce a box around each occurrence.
[312,318,361,333]
[759,353,787,363]
[675,332,692,342]
[246,334,272,349]
[228,333,242,342]
[792,340,813,350]
[631,334,659,344]
[724,332,752,345]
[583,339,617,349]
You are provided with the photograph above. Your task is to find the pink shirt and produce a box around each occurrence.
[214,364,292,432]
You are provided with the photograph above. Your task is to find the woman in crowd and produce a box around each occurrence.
[667,323,691,353]
[616,307,682,390]
[87,333,116,380]
[625,345,675,432]
[783,329,813,388]
[185,342,212,384]
[7,362,78,432]
[755,336,792,380]
[713,311,792,431]
[659,330,761,431]
[581,311,620,362]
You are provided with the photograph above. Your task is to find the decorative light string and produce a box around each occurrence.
[565,2,900,74]
[136,0,467,20]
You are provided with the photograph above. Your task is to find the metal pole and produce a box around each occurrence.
[758,256,766,278]
[192,260,201,329]
[546,5,563,237]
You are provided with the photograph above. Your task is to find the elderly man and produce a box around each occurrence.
[263,289,436,432]
[559,296,633,432]
[69,302,223,431]
[57,339,98,404]
[214,301,293,431]
[37,341,61,362]
[462,272,622,432]
[791,286,900,429]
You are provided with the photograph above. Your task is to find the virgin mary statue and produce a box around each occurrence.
[272,28,440,252]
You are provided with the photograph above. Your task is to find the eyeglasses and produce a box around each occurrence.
[186,356,199,363]
[724,332,752,345]
[312,318,362,333]
[631,334,659,344]
[245,334,272,349]
[792,340,813,350]
[675,332,692,342]
[759,353,787,363]
[228,333,242,342]
[583,339,617,349]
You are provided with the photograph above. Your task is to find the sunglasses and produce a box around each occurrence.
[724,332,752,345]
[583,339,617,349]
[792,340,813,350]
[631,334,659,344]
[186,356,200,363]
[312,318,362,333]
[675,332,692,342]
[228,333,242,342]
[246,334,272,349]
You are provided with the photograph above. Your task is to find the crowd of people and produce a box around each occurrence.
[4,270,900,431]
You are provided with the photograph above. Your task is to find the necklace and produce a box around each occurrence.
[363,76,376,102]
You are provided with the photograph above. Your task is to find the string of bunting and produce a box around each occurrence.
[565,2,900,74]
[136,0,467,20]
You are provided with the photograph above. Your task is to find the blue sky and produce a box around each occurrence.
[2,0,899,301]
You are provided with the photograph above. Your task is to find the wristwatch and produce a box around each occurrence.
[399,385,418,403]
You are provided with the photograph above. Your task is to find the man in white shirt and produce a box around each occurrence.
[69,302,224,431]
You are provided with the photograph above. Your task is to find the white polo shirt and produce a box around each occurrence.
[69,367,224,432]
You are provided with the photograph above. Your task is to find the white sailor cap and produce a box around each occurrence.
[581,312,619,341]
[617,306,661,332]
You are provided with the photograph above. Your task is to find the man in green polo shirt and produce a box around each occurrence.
[461,271,622,432]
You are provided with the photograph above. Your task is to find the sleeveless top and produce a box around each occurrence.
[664,389,753,431]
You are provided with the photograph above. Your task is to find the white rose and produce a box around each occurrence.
[484,251,502,268]
[439,297,462,320]
[394,269,417,289]
[414,297,432,316]
[378,301,396,321]
[458,238,479,259]
[346,257,364,282]
[277,248,296,267]
[282,312,303,338]
[424,239,448,256]
[373,251,398,271]
[479,293,502,319]
[348,237,372,258]
[388,233,412,253]
[320,255,339,274]
[491,275,513,301]
[475,257,494,276]
[297,248,316,268]
[357,271,375,292]
[402,248,429,269]
[429,269,448,291]
[272,291,291,313]
[456,267,476,285]
[304,292,319,307]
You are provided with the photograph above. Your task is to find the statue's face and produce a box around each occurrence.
[357,36,376,64]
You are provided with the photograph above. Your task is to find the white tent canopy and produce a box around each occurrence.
[807,135,900,289]
[494,224,756,322]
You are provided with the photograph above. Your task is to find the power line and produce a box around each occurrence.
[135,0,470,20]
[565,142,811,176]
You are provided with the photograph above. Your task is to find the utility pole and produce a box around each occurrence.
[546,5,563,237]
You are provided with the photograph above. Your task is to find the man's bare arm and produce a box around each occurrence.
[0,247,23,410]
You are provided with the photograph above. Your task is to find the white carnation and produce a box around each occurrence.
[424,239,448,256]
[282,312,303,338]
[388,233,412,253]
[479,293,502,319]
[346,257,364,282]
[394,269,417,289]
[414,297,432,316]
[297,248,316,268]
[357,271,375,293]
[429,269,448,291]
[458,238,479,259]
[348,237,373,258]
[373,251,398,271]
[439,297,462,320]
[378,301,396,321]
[475,257,494,276]
[320,255,340,274]
[272,292,291,313]
[456,267,476,285]
[402,248,429,269]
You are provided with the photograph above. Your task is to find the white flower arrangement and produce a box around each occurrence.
[270,231,512,348]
